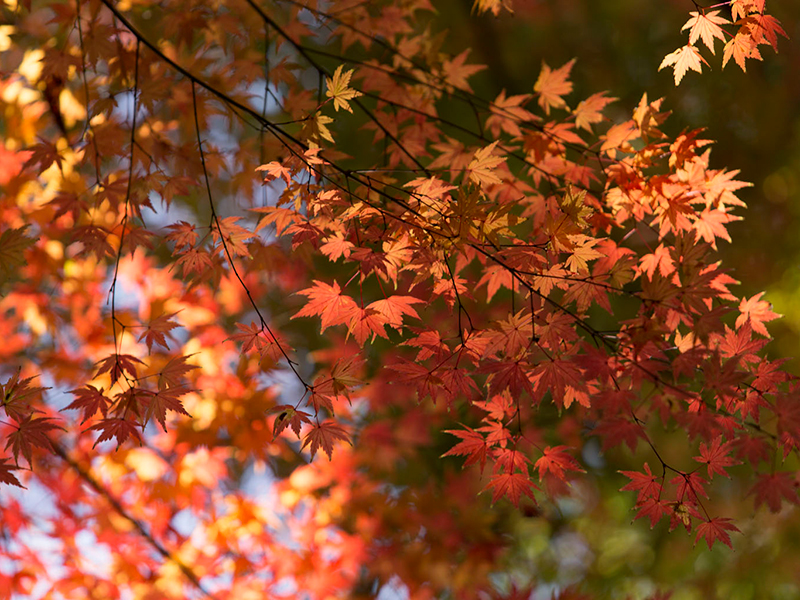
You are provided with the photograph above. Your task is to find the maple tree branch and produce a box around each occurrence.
[189,82,306,384]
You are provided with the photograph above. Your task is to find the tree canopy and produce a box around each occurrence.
[1,0,799,598]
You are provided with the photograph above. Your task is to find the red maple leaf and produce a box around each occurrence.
[142,387,191,432]
[671,472,708,502]
[138,312,180,353]
[484,472,538,507]
[64,385,111,423]
[5,415,63,466]
[633,497,671,528]
[694,517,740,549]
[95,354,145,383]
[0,458,23,488]
[620,463,662,503]
[534,446,584,482]
[213,216,255,258]
[693,437,740,479]
[750,472,800,512]
[302,420,351,460]
[158,355,199,390]
[87,418,143,448]
[443,427,489,472]
[1,370,49,423]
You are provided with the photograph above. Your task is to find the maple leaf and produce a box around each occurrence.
[325,65,362,113]
[0,226,35,277]
[573,92,616,132]
[692,208,739,249]
[486,90,534,137]
[320,232,354,262]
[443,427,489,472]
[329,356,363,397]
[367,295,423,330]
[620,463,663,503]
[302,420,351,460]
[255,161,293,185]
[230,321,268,353]
[309,113,335,143]
[659,44,709,85]
[534,59,575,114]
[467,141,506,187]
[695,517,740,549]
[629,497,669,528]
[736,292,780,337]
[214,216,254,258]
[748,13,788,52]
[142,386,191,432]
[671,472,708,502]
[175,247,215,277]
[387,360,442,401]
[722,32,762,71]
[270,405,312,438]
[534,446,584,482]
[693,438,741,479]
[750,472,800,512]
[64,385,111,423]
[347,307,389,344]
[640,243,675,279]
[138,312,180,353]
[0,458,24,488]
[484,472,538,507]
[293,280,359,333]
[681,11,730,54]
[158,354,199,390]
[441,49,486,92]
[1,370,48,423]
[480,359,535,401]
[88,418,143,448]
[95,354,145,383]
[5,415,63,466]
[472,0,512,16]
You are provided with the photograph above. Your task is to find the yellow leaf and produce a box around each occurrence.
[325,65,362,113]
[468,141,506,186]
[659,44,708,85]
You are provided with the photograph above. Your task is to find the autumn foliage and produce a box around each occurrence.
[0,0,797,597]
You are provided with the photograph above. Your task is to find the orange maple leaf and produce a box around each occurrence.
[534,59,575,114]
[366,295,423,330]
[736,292,781,337]
[441,49,486,92]
[255,161,293,185]
[293,280,359,332]
[723,32,762,71]
[573,92,616,132]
